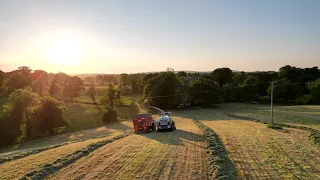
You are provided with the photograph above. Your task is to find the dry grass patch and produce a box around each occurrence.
[50,117,208,180]
[202,120,320,180]
[0,121,133,179]
[214,103,320,130]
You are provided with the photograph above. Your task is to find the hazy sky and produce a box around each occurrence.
[0,0,319,74]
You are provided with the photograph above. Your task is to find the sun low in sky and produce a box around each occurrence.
[0,0,319,74]
[45,35,85,66]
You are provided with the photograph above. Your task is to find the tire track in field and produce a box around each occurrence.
[50,117,208,180]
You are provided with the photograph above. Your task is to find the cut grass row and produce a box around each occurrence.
[223,112,320,144]
[0,121,133,179]
[202,120,320,179]
[0,142,69,164]
[0,120,133,158]
[50,117,208,180]
[215,103,320,130]
[20,132,132,180]
[193,118,237,180]
[183,107,320,145]
[176,108,320,179]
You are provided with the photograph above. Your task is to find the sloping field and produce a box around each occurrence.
[0,121,133,180]
[215,103,320,130]
[202,120,320,179]
[1,107,319,179]
[0,120,133,158]
[50,117,208,180]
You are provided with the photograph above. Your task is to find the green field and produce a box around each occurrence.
[1,108,319,179]
[63,102,136,131]
[0,93,139,133]
[214,103,320,130]
[75,85,141,105]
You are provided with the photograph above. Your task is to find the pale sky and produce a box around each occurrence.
[0,0,319,74]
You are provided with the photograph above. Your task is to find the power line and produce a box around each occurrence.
[145,90,210,99]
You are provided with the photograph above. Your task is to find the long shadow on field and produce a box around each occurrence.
[138,129,205,146]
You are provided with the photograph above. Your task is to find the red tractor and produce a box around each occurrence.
[133,114,156,133]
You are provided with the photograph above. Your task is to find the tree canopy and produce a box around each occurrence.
[63,76,84,101]
[143,71,182,109]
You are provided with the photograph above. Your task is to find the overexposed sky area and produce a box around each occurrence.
[0,0,319,73]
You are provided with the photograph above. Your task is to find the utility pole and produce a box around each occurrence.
[271,81,274,125]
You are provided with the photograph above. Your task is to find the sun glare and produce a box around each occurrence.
[46,36,85,65]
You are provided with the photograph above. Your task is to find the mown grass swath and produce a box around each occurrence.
[20,133,131,179]
[193,118,237,180]
[0,142,69,164]
[223,113,320,144]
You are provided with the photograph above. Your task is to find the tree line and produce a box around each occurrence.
[0,66,121,147]
[118,66,320,109]
[0,65,319,147]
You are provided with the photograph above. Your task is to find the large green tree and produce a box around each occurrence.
[267,79,303,102]
[239,75,259,101]
[144,71,182,109]
[5,66,32,93]
[54,72,69,87]
[30,97,69,138]
[101,83,118,110]
[211,68,233,87]
[0,88,40,146]
[188,77,222,106]
[119,73,131,94]
[31,70,48,96]
[278,65,301,82]
[63,76,84,101]
[86,85,96,103]
[49,79,60,96]
[232,72,246,86]
[308,78,320,103]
